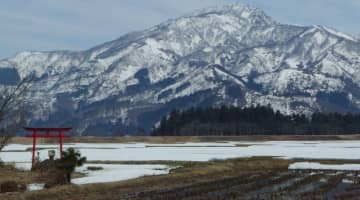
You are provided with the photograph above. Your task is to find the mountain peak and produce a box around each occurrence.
[184,3,273,22]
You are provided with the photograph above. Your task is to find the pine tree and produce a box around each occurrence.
[58,148,87,183]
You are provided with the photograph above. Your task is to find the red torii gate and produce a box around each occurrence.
[24,127,72,168]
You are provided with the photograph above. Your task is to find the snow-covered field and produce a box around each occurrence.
[3,141,360,162]
[2,141,360,184]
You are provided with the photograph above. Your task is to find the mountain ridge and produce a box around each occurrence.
[1,3,359,135]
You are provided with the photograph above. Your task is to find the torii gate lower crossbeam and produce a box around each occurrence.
[24,127,72,168]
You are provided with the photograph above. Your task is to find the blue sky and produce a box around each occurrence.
[1,0,359,59]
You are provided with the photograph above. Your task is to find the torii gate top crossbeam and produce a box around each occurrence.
[24,127,72,132]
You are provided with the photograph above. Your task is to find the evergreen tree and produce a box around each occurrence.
[58,148,87,183]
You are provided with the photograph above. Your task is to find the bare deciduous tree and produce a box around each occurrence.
[0,76,33,151]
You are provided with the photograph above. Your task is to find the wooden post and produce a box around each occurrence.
[31,130,37,168]
[59,131,63,158]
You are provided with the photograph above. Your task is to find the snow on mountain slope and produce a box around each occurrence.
[0,4,360,135]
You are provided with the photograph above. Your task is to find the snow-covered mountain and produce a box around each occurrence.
[1,4,360,135]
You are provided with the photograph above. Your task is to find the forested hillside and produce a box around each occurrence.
[152,106,360,136]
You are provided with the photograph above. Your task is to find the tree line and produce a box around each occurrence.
[151,105,360,136]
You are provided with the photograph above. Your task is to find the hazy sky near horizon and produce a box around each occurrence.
[0,0,359,59]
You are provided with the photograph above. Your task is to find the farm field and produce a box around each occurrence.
[2,137,360,199]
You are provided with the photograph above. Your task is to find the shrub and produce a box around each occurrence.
[58,148,87,183]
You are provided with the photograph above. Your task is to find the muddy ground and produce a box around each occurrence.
[1,157,360,200]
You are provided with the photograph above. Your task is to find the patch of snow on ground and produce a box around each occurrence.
[289,162,360,171]
[14,162,172,186]
[342,179,356,184]
[73,164,171,185]
[27,183,45,191]
[15,162,32,171]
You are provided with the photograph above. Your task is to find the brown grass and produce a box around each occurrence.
[0,164,39,184]
[0,157,293,200]
[10,135,360,145]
